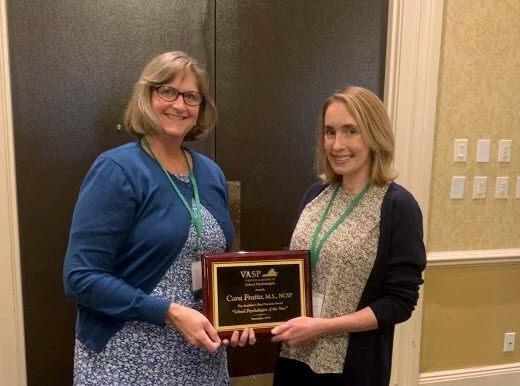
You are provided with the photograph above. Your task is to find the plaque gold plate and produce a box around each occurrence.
[201,250,311,337]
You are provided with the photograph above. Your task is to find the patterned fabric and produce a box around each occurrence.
[280,182,388,374]
[74,174,229,386]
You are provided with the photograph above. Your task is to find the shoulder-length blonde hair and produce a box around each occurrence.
[315,85,396,186]
[124,51,217,141]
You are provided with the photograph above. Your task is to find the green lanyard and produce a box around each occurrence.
[142,138,204,254]
[309,182,369,269]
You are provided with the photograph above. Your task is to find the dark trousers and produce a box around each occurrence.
[273,356,343,386]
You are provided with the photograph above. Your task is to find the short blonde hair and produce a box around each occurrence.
[124,51,217,141]
[315,85,396,186]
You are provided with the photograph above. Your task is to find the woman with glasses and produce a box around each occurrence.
[271,86,426,385]
[63,51,254,385]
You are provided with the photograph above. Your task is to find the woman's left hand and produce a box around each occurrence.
[223,327,256,347]
[270,317,327,346]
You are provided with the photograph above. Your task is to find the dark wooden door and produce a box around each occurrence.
[8,0,387,383]
[216,0,388,376]
[8,1,215,384]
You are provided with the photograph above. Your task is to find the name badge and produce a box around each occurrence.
[191,261,202,291]
[312,292,324,317]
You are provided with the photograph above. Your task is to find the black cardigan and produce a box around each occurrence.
[293,181,426,385]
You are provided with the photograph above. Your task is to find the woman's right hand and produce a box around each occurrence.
[165,303,222,352]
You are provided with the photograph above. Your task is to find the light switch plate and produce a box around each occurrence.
[495,177,509,199]
[454,139,468,162]
[450,176,465,199]
[476,139,491,162]
[516,177,520,199]
[473,176,487,199]
[498,139,512,162]
[504,332,515,352]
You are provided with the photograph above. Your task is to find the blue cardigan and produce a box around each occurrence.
[63,142,234,350]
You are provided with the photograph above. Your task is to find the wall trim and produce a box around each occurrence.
[427,248,520,268]
[419,362,520,385]
[384,0,444,385]
[0,0,26,384]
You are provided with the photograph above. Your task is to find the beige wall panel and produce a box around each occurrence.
[427,0,520,252]
[420,265,520,372]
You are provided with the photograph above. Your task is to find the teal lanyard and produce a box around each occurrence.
[309,182,369,269]
[142,138,204,254]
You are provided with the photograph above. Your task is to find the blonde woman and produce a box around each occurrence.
[64,51,254,386]
[272,86,425,385]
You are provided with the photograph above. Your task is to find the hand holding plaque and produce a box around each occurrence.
[201,250,312,337]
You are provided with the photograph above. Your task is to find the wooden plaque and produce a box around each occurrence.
[201,250,311,337]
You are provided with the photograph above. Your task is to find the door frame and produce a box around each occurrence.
[0,0,26,385]
[1,0,444,384]
[384,0,443,385]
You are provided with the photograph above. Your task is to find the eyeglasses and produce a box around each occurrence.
[155,86,204,106]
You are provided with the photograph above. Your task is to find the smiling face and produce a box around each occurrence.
[150,71,200,143]
[323,101,371,189]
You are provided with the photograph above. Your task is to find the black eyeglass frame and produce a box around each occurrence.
[154,85,205,106]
